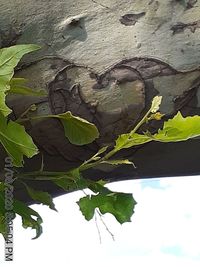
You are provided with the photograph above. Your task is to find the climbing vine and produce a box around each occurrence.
[0,45,200,240]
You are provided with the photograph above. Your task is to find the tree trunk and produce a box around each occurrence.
[1,0,200,203]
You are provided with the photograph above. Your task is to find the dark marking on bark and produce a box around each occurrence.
[148,0,159,11]
[186,0,197,9]
[48,64,97,125]
[171,20,200,34]
[110,57,177,80]
[119,12,146,26]
[91,0,110,9]
[173,77,200,112]
[148,0,155,5]
[0,25,22,48]
[15,56,71,71]
[68,18,81,27]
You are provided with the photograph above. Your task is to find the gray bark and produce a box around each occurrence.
[0,0,200,203]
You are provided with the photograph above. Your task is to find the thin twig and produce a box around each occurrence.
[96,210,115,241]
[94,212,102,244]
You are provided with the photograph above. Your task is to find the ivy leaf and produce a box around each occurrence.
[13,199,43,239]
[53,111,99,145]
[0,112,38,166]
[154,111,200,142]
[77,191,137,224]
[0,44,40,116]
[10,78,47,96]
[150,96,162,113]
[24,185,57,211]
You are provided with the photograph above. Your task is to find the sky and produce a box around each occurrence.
[0,176,200,266]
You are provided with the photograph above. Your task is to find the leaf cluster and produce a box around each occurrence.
[0,45,200,240]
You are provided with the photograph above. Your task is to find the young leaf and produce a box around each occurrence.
[54,111,99,145]
[10,78,47,96]
[153,111,200,142]
[24,185,57,211]
[100,159,135,167]
[148,112,164,121]
[0,44,40,116]
[150,96,162,113]
[87,146,108,162]
[115,133,152,150]
[115,112,200,151]
[0,112,38,166]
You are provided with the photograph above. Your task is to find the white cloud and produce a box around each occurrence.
[0,176,200,266]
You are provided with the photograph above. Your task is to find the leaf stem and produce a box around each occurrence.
[130,109,152,134]
[80,109,152,171]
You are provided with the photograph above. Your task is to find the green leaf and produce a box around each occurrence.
[98,193,136,224]
[77,191,137,224]
[88,180,110,194]
[10,78,47,96]
[150,96,162,113]
[53,171,89,191]
[24,185,57,211]
[0,215,6,237]
[13,199,43,239]
[0,44,40,116]
[77,196,95,220]
[53,111,99,145]
[53,178,78,191]
[115,112,200,151]
[153,112,200,142]
[115,133,152,150]
[0,191,42,239]
[0,191,5,213]
[0,182,5,191]
[0,112,38,166]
